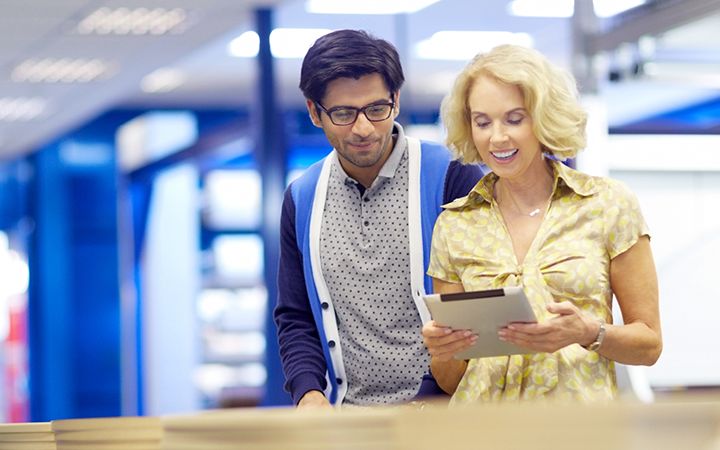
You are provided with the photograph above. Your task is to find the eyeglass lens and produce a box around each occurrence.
[326,102,393,125]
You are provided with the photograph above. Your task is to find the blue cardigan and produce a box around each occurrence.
[274,137,482,405]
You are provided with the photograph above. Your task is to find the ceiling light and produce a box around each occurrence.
[0,97,46,121]
[141,68,186,93]
[227,31,260,58]
[415,31,534,60]
[508,0,646,18]
[508,0,573,18]
[592,0,646,18]
[11,58,111,83]
[306,0,440,14]
[227,28,331,59]
[270,28,331,58]
[76,7,187,35]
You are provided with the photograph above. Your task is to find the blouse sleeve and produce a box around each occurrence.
[427,211,461,283]
[603,179,651,259]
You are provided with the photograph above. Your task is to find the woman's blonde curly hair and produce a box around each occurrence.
[441,44,587,164]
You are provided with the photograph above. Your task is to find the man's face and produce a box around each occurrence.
[307,73,400,183]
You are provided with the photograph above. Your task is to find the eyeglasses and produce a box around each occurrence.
[316,100,395,126]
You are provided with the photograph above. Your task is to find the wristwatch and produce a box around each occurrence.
[585,321,606,351]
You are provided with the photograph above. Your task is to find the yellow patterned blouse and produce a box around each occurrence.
[428,159,649,404]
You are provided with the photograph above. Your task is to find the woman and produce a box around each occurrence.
[423,44,662,404]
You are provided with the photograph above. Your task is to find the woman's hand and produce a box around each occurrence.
[423,318,474,394]
[422,320,477,361]
[497,301,597,353]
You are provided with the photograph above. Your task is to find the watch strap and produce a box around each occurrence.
[585,321,606,351]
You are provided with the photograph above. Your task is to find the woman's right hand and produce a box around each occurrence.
[422,320,477,362]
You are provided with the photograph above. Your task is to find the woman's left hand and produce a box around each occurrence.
[497,301,598,353]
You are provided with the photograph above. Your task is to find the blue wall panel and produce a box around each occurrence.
[28,130,123,420]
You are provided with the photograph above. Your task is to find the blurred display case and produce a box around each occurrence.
[196,168,268,408]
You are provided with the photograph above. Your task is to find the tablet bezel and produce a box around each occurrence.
[423,286,539,359]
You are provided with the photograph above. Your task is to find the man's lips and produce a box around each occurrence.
[348,140,376,149]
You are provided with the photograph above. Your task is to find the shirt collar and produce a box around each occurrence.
[443,157,602,210]
[377,122,405,179]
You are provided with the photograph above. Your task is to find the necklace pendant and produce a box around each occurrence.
[528,208,541,217]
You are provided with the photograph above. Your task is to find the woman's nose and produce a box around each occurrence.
[489,124,508,145]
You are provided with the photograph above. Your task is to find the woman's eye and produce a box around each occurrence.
[475,121,490,128]
[507,116,524,125]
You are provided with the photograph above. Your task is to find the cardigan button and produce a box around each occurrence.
[328,340,336,348]
[336,378,343,385]
[321,302,329,310]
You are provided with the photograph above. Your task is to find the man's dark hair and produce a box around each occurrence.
[299,29,405,104]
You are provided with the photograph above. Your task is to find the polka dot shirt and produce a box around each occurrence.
[320,136,430,406]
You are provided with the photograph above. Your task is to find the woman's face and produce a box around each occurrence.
[468,75,544,182]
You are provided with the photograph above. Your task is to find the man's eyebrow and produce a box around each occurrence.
[326,97,393,110]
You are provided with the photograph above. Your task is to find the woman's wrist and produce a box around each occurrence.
[581,319,605,350]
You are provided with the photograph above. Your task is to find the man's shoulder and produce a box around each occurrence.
[410,138,452,168]
[416,138,451,154]
[289,156,329,194]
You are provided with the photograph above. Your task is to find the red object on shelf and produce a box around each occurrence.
[4,293,29,422]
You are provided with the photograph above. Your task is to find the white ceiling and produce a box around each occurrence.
[1,0,719,161]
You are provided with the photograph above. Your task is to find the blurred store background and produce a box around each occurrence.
[0,0,718,422]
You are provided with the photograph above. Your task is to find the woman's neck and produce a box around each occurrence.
[496,159,554,215]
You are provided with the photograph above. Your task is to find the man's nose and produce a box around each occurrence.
[351,112,374,136]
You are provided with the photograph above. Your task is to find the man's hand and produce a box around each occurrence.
[297,390,332,409]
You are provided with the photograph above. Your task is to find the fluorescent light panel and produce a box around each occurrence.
[227,31,260,57]
[415,31,534,60]
[508,0,573,18]
[270,28,332,58]
[508,0,646,18]
[11,58,110,83]
[0,97,46,121]
[306,0,440,14]
[76,7,187,35]
[593,0,646,18]
[228,28,331,59]
[141,68,186,93]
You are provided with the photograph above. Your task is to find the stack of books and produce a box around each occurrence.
[0,422,56,450]
[51,416,162,450]
[161,407,397,450]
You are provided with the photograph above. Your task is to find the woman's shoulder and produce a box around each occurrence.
[554,161,635,200]
[442,172,496,212]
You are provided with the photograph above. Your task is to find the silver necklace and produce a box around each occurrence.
[501,183,552,217]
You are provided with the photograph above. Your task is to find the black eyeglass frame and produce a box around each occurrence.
[315,99,396,126]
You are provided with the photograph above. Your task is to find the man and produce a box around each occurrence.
[274,29,483,408]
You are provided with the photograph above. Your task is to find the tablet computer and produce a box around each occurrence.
[423,286,539,359]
